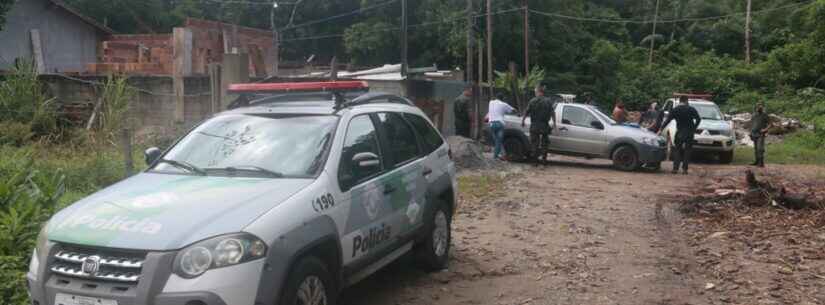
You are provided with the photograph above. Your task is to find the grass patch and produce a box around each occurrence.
[457,174,507,208]
[733,133,825,165]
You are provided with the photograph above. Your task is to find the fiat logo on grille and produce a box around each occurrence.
[81,255,101,275]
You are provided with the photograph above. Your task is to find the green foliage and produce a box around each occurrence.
[343,20,399,66]
[733,132,825,165]
[0,61,58,139]
[494,66,546,109]
[0,0,14,32]
[0,151,66,304]
[98,75,136,134]
[0,122,33,147]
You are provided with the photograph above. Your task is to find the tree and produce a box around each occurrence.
[0,0,14,31]
[343,20,399,65]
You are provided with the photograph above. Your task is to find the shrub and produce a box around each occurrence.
[0,60,58,138]
[0,122,33,146]
[0,152,65,305]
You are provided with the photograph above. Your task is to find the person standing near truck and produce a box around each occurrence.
[612,99,628,124]
[522,85,556,165]
[454,86,473,138]
[488,92,515,161]
[659,96,702,174]
[750,102,770,167]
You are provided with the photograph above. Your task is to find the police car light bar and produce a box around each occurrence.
[672,92,713,99]
[228,81,369,94]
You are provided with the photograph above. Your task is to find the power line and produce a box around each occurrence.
[201,0,297,6]
[279,7,523,43]
[281,0,400,31]
[529,1,815,24]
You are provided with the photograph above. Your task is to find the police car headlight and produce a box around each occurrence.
[638,137,659,146]
[30,223,50,277]
[175,233,268,278]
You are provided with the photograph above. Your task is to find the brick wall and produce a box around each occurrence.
[86,18,275,77]
[42,75,213,133]
[185,18,275,76]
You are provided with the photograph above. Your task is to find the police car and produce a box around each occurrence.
[27,81,457,305]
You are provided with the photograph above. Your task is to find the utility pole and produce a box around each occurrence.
[401,0,408,76]
[270,2,279,76]
[648,0,661,65]
[486,0,494,97]
[523,0,529,76]
[466,0,474,83]
[745,0,753,65]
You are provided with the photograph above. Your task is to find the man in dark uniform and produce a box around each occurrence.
[750,102,770,167]
[659,96,701,174]
[522,85,556,165]
[454,86,473,138]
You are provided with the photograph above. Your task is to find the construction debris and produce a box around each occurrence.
[447,136,495,170]
[685,170,824,210]
[732,113,808,147]
[676,168,825,305]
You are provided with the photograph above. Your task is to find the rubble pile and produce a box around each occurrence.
[731,113,808,147]
[447,136,496,170]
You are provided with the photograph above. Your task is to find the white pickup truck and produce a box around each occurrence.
[660,98,736,163]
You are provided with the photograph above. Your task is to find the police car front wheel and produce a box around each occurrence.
[280,256,335,305]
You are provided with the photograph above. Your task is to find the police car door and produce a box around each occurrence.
[337,114,394,267]
[373,112,427,243]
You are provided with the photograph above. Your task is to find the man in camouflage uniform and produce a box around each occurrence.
[750,102,770,167]
[454,86,472,138]
[522,85,556,165]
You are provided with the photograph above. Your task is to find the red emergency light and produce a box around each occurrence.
[672,92,713,100]
[228,81,369,94]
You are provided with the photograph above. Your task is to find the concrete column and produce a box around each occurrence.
[220,53,250,109]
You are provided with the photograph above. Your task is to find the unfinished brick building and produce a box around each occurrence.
[88,18,276,76]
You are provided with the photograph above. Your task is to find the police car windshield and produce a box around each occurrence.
[692,103,723,120]
[154,114,337,178]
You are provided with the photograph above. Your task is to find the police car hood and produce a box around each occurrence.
[46,173,312,251]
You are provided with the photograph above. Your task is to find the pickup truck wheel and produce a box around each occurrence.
[415,202,451,271]
[719,151,734,164]
[503,137,526,161]
[612,145,640,171]
[280,256,335,305]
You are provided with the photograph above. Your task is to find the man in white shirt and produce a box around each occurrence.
[487,92,515,160]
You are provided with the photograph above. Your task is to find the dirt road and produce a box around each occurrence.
[340,158,825,305]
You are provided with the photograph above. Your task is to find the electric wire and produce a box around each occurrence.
[529,1,815,24]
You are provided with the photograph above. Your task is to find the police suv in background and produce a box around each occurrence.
[660,95,736,163]
[27,81,457,305]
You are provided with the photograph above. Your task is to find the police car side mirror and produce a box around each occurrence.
[724,114,732,121]
[144,147,162,165]
[353,152,380,169]
[591,121,604,130]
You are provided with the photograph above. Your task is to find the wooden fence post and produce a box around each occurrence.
[121,128,134,176]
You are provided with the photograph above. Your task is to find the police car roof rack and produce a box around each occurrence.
[227,81,369,109]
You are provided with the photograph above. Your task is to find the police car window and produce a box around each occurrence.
[155,114,337,178]
[562,106,598,128]
[340,115,382,187]
[403,113,443,154]
[376,112,420,166]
